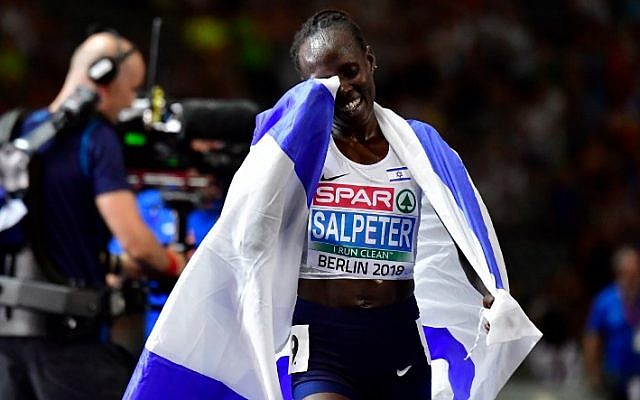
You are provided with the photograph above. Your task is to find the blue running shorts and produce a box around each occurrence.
[290,295,431,399]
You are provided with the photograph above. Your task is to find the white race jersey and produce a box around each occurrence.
[300,136,423,280]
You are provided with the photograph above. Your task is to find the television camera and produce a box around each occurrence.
[107,19,259,326]
[113,15,258,246]
[116,87,258,202]
[110,91,258,326]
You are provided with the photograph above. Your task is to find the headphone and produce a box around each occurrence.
[87,30,137,86]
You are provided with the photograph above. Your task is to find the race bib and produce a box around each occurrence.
[288,324,310,374]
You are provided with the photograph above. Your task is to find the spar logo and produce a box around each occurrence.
[313,183,394,211]
[395,189,416,213]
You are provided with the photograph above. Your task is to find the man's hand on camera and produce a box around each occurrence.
[120,253,143,279]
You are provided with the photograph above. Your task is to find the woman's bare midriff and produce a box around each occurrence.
[297,278,414,308]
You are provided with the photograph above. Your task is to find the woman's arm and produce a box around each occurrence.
[457,245,495,308]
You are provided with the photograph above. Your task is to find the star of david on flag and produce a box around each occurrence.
[387,166,411,182]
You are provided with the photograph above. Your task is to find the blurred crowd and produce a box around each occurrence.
[2,0,640,391]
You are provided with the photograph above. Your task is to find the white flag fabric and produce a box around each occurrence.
[124,76,541,400]
[0,198,27,232]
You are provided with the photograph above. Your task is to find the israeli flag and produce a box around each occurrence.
[124,76,541,400]
[386,166,411,182]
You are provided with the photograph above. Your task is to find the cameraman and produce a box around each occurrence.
[0,32,184,399]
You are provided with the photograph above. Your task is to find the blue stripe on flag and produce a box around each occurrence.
[408,120,504,289]
[124,349,245,400]
[252,79,334,206]
[277,356,292,400]
[424,327,475,400]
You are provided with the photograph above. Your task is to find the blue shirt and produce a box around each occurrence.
[586,284,640,383]
[20,109,130,287]
[186,203,222,247]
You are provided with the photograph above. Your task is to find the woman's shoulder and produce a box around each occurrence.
[405,119,438,134]
[404,119,447,145]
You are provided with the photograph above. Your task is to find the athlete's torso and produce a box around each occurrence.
[298,133,419,308]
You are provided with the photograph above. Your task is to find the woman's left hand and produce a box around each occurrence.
[482,294,495,309]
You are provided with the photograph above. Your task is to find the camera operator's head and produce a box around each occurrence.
[49,31,145,123]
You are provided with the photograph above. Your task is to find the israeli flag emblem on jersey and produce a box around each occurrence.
[386,166,411,182]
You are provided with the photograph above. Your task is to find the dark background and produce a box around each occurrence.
[1,0,639,396]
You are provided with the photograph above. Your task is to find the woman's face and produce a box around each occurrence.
[297,28,376,133]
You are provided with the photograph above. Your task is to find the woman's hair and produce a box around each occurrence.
[289,9,368,76]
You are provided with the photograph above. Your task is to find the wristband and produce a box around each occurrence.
[165,250,179,277]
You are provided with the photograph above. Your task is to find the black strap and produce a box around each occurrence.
[23,154,70,285]
[0,108,69,284]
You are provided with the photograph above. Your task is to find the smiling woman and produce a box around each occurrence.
[124,9,539,400]
[289,11,432,399]
[286,9,527,400]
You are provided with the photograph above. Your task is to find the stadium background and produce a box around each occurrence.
[2,0,639,398]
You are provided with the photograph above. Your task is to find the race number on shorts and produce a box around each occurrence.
[288,324,310,374]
